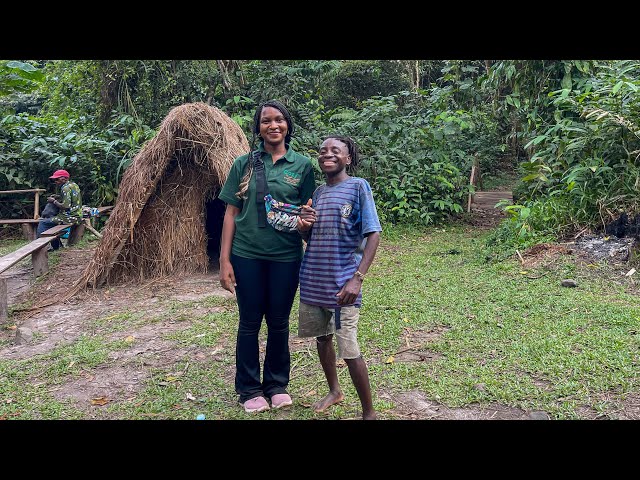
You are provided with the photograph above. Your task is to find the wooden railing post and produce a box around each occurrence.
[467,164,476,213]
[0,276,7,323]
[467,154,482,213]
[34,191,40,219]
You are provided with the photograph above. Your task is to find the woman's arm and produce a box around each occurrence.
[219,204,240,294]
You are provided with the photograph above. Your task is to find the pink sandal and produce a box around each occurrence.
[243,396,270,413]
[271,393,293,409]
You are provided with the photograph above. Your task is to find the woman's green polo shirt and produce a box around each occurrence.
[218,143,316,262]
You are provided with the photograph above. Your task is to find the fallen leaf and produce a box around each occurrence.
[303,390,316,397]
[90,397,109,406]
[186,393,196,401]
[386,356,395,364]
[125,335,135,343]
[68,361,75,368]
[166,376,177,382]
[519,271,528,275]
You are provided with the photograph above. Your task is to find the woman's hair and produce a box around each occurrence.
[236,99,295,199]
[324,135,360,171]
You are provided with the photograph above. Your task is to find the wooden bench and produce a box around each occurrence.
[40,219,104,243]
[39,206,113,244]
[0,218,41,240]
[0,236,59,322]
[0,189,46,240]
[40,224,73,237]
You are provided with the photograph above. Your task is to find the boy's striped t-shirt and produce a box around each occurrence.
[299,177,382,309]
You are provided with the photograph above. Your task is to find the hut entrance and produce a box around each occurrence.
[205,196,226,270]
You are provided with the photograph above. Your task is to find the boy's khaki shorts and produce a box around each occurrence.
[298,302,360,359]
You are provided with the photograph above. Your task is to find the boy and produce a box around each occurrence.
[297,135,381,420]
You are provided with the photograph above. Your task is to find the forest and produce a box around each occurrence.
[3,59,639,253]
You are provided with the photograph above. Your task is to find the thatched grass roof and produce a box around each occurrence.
[75,102,249,289]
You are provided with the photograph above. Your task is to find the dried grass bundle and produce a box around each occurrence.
[75,102,249,289]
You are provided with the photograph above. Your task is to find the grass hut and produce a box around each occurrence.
[76,102,249,288]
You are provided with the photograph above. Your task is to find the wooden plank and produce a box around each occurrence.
[83,219,103,238]
[0,219,41,224]
[97,206,114,215]
[32,248,48,277]
[0,277,6,322]
[0,237,52,275]
[0,189,46,194]
[68,224,85,245]
[472,190,513,210]
[41,224,71,237]
[21,223,36,240]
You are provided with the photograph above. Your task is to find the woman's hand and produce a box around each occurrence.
[219,259,236,295]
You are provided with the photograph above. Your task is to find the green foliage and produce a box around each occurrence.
[4,58,640,244]
[0,110,154,206]
[40,60,222,127]
[0,61,44,97]
[308,91,494,225]
[484,201,562,260]
[516,61,640,230]
[323,60,412,109]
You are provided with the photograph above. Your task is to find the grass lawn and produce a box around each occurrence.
[0,224,638,420]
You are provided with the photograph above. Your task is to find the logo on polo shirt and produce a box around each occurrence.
[340,204,353,217]
[283,169,301,186]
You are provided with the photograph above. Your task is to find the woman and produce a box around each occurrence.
[218,100,316,413]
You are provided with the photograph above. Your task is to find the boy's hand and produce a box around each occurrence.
[297,198,316,232]
[336,277,362,305]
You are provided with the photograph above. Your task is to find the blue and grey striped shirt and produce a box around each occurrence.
[299,177,382,308]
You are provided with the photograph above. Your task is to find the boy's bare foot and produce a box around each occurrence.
[312,391,344,412]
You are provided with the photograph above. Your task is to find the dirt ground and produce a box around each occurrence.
[0,255,554,420]
[2,207,639,420]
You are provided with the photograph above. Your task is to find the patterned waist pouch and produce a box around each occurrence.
[264,194,302,232]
